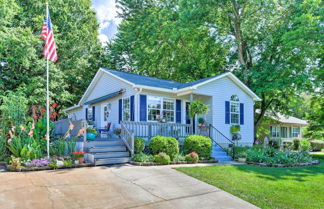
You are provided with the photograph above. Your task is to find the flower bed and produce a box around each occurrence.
[246,160,320,167]
[130,159,218,166]
[6,162,94,172]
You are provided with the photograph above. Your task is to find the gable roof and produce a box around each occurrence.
[256,110,308,126]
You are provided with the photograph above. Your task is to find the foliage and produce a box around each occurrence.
[72,151,85,159]
[113,128,121,136]
[229,146,250,159]
[173,153,186,162]
[66,139,77,156]
[198,118,205,125]
[134,137,145,154]
[153,152,171,165]
[300,140,311,151]
[0,136,6,161]
[132,153,154,162]
[268,139,280,149]
[230,125,241,134]
[0,0,102,111]
[176,162,324,209]
[25,158,52,167]
[310,140,324,151]
[183,135,212,158]
[9,156,22,169]
[189,101,209,119]
[86,127,97,135]
[236,151,247,159]
[293,138,301,151]
[310,153,324,160]
[185,152,199,163]
[149,136,179,160]
[50,140,66,157]
[304,96,324,140]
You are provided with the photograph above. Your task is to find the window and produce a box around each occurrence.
[292,127,300,137]
[280,127,288,138]
[271,126,280,138]
[230,95,240,124]
[87,107,93,121]
[123,98,130,121]
[103,103,111,121]
[147,96,175,122]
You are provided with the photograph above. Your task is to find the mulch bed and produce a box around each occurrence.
[245,160,320,167]
[6,163,95,172]
[130,159,218,166]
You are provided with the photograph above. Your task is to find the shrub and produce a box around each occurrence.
[268,139,280,149]
[236,151,247,158]
[310,140,324,151]
[134,137,145,154]
[185,152,199,163]
[154,152,171,164]
[293,138,300,150]
[173,153,186,162]
[132,153,153,162]
[183,135,212,159]
[149,136,179,159]
[229,146,250,159]
[300,140,311,151]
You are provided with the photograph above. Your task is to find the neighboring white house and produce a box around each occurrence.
[65,68,261,147]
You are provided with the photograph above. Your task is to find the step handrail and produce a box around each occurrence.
[120,122,134,156]
[208,124,235,159]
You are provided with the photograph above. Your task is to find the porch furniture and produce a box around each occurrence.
[98,122,111,138]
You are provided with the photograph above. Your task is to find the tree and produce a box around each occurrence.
[304,95,324,140]
[0,0,102,114]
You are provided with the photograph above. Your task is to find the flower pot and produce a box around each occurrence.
[86,133,96,140]
[78,157,84,164]
[74,160,79,165]
[238,158,246,163]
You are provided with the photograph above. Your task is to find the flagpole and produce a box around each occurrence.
[46,2,50,158]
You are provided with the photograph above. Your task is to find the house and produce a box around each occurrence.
[258,111,308,142]
[65,68,261,164]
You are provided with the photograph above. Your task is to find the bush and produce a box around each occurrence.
[154,152,171,164]
[229,146,250,159]
[134,137,145,154]
[173,153,186,162]
[185,152,199,163]
[183,135,212,159]
[132,153,154,162]
[310,140,324,151]
[300,140,311,151]
[268,139,280,149]
[149,136,179,159]
[293,138,300,150]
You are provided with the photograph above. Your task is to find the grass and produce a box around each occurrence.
[311,152,324,160]
[176,162,324,209]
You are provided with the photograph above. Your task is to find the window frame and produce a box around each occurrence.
[230,95,240,125]
[87,107,93,121]
[122,97,131,122]
[103,103,111,122]
[270,126,280,138]
[147,95,176,123]
[292,127,301,138]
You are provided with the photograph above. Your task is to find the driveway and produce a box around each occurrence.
[0,165,259,209]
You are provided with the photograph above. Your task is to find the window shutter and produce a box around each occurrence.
[119,99,122,123]
[176,100,182,123]
[240,103,244,125]
[85,108,88,120]
[92,106,95,121]
[225,101,230,124]
[130,95,135,121]
[140,95,147,121]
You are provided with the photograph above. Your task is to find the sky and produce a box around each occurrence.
[92,0,121,44]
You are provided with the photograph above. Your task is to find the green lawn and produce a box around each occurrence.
[176,162,324,209]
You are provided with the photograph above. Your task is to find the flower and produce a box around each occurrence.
[31,123,35,130]
[45,134,49,140]
[32,105,37,110]
[8,130,13,138]
[11,126,16,132]
[40,108,46,113]
[77,128,85,136]
[69,122,74,131]
[19,125,26,131]
[7,138,12,143]
[33,114,38,120]
[28,130,33,137]
[52,103,57,108]
[50,113,54,119]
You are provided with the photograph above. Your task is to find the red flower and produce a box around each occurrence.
[33,114,38,120]
[50,113,54,119]
[40,108,45,113]
[52,103,57,108]
[32,105,37,110]
[53,112,58,117]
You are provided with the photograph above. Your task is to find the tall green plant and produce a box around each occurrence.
[189,101,209,119]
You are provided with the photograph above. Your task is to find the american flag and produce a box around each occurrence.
[41,6,57,62]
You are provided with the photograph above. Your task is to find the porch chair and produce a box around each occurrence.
[98,122,112,138]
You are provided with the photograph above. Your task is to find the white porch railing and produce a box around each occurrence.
[121,122,135,156]
[121,121,193,140]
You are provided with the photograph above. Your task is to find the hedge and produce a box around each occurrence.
[134,137,145,154]
[310,140,324,151]
[183,135,212,159]
[149,136,179,159]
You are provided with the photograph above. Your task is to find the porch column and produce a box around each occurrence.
[190,93,194,134]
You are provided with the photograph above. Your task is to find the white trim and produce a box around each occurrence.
[146,95,176,123]
[135,85,177,93]
[78,70,103,105]
[64,104,81,112]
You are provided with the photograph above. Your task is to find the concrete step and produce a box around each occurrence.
[212,156,232,162]
[212,151,228,156]
[95,157,131,166]
[84,140,125,148]
[90,152,130,159]
[88,146,127,153]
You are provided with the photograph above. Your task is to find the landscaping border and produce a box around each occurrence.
[6,163,95,172]
[245,160,320,167]
[130,159,218,166]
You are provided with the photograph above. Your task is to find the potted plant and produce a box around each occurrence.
[86,127,97,140]
[237,151,247,163]
[113,128,122,138]
[73,151,86,164]
[230,125,241,141]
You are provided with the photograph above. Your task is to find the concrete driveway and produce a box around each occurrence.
[0,165,259,209]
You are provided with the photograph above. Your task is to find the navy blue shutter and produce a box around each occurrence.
[225,101,230,124]
[176,100,182,123]
[92,106,95,121]
[130,96,135,121]
[85,108,88,120]
[119,99,122,123]
[240,103,244,125]
[140,95,147,121]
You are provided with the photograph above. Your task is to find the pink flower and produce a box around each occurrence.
[8,130,13,138]
[69,123,74,131]
[28,130,33,137]
[11,126,16,132]
[31,123,35,130]
[19,125,26,131]
[45,134,49,140]
[7,138,12,143]
[77,128,85,137]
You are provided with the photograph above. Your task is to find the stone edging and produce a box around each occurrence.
[130,160,218,166]
[6,163,95,172]
[246,160,320,167]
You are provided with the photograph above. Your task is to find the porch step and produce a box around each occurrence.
[211,144,233,162]
[84,140,125,148]
[88,152,130,159]
[88,146,127,153]
[95,157,131,166]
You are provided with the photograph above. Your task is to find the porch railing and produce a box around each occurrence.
[121,122,135,156]
[121,121,193,140]
[208,124,235,159]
